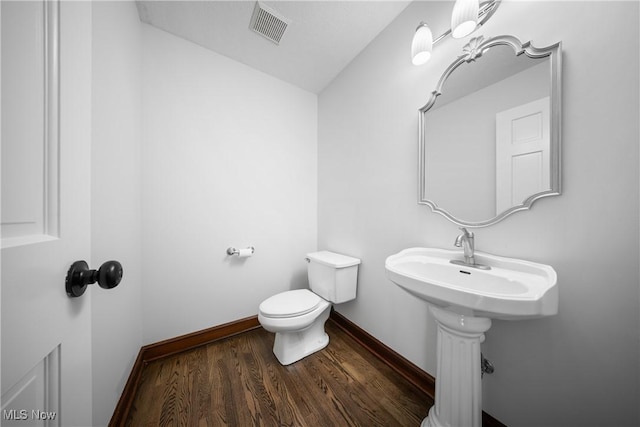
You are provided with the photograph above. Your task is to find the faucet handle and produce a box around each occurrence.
[459,227,473,237]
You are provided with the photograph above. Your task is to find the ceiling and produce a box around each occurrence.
[136,0,412,93]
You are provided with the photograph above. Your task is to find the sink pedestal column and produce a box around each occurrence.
[423,307,492,427]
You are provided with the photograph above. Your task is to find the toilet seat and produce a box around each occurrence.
[259,289,322,318]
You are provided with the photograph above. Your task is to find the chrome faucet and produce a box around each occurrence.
[451,227,491,270]
[455,227,475,264]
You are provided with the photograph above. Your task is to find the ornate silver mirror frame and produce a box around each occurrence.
[418,35,562,227]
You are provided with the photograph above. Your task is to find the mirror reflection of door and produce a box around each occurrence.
[496,97,551,213]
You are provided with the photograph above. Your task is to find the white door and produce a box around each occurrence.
[1,1,93,426]
[495,97,551,213]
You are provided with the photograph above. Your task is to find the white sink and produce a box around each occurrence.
[386,247,558,427]
[385,247,558,320]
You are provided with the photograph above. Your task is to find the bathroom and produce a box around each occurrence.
[1,0,639,426]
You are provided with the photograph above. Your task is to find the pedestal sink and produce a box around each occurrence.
[385,248,557,427]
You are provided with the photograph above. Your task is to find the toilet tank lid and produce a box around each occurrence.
[307,251,361,268]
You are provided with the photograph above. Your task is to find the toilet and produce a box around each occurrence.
[258,251,360,365]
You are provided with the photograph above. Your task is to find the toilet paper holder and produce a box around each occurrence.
[226,246,255,256]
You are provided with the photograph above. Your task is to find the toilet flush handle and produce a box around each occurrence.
[305,257,310,263]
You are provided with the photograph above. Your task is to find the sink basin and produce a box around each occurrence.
[385,247,558,320]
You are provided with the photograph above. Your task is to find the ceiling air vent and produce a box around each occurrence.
[250,1,290,45]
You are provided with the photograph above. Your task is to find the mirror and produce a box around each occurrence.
[419,35,562,227]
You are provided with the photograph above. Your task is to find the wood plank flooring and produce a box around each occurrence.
[125,320,431,426]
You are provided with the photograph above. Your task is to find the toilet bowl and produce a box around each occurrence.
[258,251,360,365]
[259,289,331,365]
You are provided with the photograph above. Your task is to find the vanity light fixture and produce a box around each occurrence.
[411,0,500,65]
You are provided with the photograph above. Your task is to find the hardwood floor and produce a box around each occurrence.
[125,320,431,426]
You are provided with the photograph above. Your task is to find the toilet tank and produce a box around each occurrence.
[306,251,360,303]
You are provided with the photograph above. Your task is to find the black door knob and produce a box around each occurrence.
[66,260,123,297]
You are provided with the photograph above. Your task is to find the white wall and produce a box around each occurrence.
[319,1,639,426]
[91,2,142,425]
[141,24,317,344]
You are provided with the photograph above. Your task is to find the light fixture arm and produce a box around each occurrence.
[433,0,501,46]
